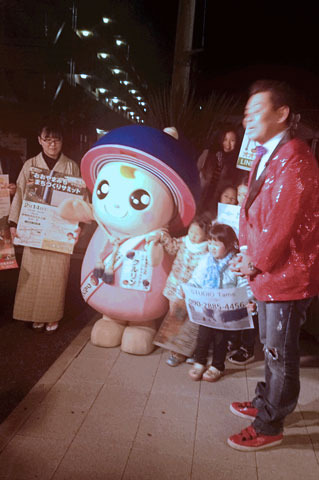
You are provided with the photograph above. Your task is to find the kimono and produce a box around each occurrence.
[9,153,80,323]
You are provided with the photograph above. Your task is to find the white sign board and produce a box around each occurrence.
[183,284,254,331]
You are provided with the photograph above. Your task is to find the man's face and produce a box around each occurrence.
[243,91,288,144]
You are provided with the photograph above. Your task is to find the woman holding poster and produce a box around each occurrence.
[9,118,81,333]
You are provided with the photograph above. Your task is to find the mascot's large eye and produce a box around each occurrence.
[129,189,151,210]
[96,180,109,199]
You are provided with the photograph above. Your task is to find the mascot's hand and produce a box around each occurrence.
[57,198,94,224]
[145,231,161,245]
[146,240,164,267]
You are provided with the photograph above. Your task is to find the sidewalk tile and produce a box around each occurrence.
[194,421,256,467]
[16,382,101,441]
[134,415,195,458]
[143,391,198,423]
[58,352,117,385]
[52,438,131,480]
[0,435,70,480]
[199,374,248,401]
[87,383,148,419]
[191,460,258,480]
[123,447,192,480]
[106,350,161,393]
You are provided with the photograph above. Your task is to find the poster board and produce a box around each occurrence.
[236,129,257,171]
[153,305,198,357]
[183,284,254,331]
[0,174,18,269]
[14,167,86,254]
[217,203,240,237]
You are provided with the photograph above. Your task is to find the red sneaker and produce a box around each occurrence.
[227,425,283,451]
[230,401,258,420]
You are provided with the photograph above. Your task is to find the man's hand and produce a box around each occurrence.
[229,254,243,273]
[246,301,257,313]
[230,252,259,277]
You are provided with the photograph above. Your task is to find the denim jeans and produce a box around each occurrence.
[252,298,313,435]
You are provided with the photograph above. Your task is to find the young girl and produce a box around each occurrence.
[207,183,238,221]
[219,184,237,206]
[184,222,253,382]
[236,175,249,207]
[153,216,209,366]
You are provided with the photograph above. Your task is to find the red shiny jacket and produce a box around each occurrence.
[239,137,319,301]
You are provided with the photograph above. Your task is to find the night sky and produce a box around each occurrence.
[95,0,319,115]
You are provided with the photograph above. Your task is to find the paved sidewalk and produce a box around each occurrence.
[0,320,318,480]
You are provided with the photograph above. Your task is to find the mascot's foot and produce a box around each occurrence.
[91,317,126,348]
[121,321,157,355]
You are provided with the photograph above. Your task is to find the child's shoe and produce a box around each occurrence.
[188,363,206,380]
[186,356,195,365]
[202,365,223,382]
[228,347,255,365]
[226,340,240,358]
[166,352,185,367]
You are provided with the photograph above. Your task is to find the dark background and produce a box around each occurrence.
[98,0,319,115]
[2,0,319,149]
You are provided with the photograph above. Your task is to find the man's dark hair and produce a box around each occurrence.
[37,116,63,138]
[249,79,295,123]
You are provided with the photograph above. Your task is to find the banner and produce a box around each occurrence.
[153,302,199,357]
[217,203,240,236]
[183,284,254,331]
[14,167,86,254]
[236,129,257,171]
[0,174,18,270]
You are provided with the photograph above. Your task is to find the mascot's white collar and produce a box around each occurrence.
[184,235,208,253]
[94,211,168,268]
[94,212,164,246]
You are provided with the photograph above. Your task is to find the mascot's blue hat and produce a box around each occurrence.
[81,125,200,233]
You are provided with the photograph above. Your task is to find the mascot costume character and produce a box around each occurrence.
[59,124,200,355]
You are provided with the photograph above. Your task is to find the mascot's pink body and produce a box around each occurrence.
[81,227,173,321]
[60,125,199,355]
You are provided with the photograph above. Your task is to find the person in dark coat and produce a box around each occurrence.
[198,126,245,215]
[0,146,24,196]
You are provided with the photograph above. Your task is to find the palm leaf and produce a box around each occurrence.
[143,85,239,152]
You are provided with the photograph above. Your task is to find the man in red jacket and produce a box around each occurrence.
[227,80,319,451]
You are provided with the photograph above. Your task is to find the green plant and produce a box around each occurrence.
[143,85,239,152]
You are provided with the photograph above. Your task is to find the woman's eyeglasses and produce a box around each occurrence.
[40,137,62,145]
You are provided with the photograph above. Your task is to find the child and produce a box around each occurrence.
[236,176,249,207]
[153,216,209,366]
[184,222,253,382]
[219,184,237,206]
[208,184,238,220]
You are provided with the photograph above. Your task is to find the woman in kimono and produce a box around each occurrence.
[9,118,80,333]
